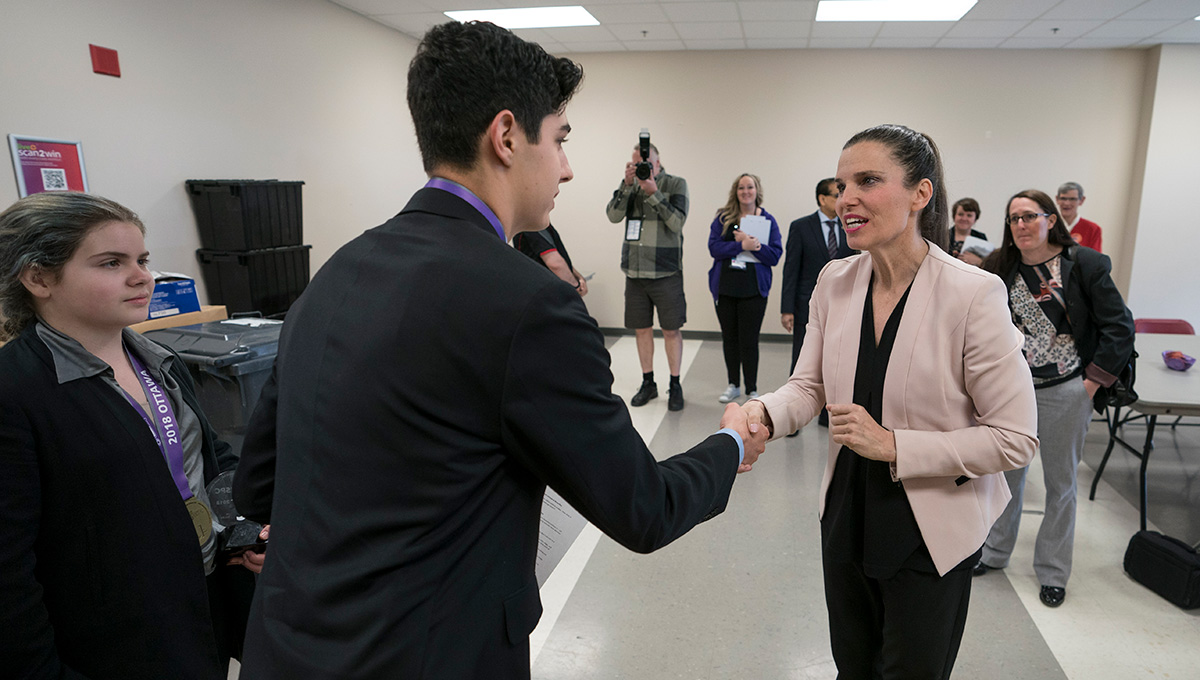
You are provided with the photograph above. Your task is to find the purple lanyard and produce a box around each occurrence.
[424,177,507,241]
[122,350,193,501]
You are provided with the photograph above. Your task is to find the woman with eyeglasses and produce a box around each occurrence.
[0,192,262,678]
[976,189,1134,608]
[740,125,1038,678]
[706,173,783,403]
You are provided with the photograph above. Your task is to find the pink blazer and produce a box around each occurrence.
[756,243,1038,575]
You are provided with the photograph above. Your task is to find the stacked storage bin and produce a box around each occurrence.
[187,179,311,317]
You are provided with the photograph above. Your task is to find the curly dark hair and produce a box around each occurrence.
[843,124,949,252]
[0,192,144,340]
[407,21,584,173]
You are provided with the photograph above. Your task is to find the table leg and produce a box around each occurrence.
[1089,405,1121,501]
[1139,415,1158,532]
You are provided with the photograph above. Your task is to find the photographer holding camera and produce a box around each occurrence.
[605,132,690,411]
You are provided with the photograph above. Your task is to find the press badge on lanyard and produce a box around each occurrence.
[625,219,642,241]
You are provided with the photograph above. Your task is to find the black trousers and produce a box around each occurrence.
[822,555,973,680]
[715,294,768,392]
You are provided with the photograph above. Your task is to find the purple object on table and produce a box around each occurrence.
[1162,350,1196,371]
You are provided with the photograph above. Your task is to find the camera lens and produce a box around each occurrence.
[635,162,651,181]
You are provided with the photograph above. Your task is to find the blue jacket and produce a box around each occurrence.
[707,208,783,301]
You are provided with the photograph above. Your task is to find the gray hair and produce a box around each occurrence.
[1057,181,1085,198]
[0,192,145,340]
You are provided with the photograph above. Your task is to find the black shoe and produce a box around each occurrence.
[1039,585,1066,607]
[668,384,684,411]
[630,381,658,407]
[972,561,999,577]
[786,430,800,438]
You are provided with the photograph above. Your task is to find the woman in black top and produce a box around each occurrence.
[0,192,264,678]
[977,189,1134,607]
[947,196,989,264]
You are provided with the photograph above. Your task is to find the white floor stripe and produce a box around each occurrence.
[529,336,703,664]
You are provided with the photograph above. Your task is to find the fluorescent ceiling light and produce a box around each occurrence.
[816,0,978,22]
[444,6,599,29]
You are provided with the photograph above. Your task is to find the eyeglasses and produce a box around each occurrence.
[1006,212,1050,226]
[1056,196,1080,203]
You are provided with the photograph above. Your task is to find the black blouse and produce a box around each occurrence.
[820,277,944,578]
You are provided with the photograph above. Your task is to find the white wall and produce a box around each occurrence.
[0,0,425,303]
[1127,45,1200,327]
[551,48,1149,333]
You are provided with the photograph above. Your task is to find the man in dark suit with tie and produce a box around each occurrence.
[780,178,854,427]
[232,21,766,680]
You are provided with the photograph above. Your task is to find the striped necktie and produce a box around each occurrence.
[826,220,839,259]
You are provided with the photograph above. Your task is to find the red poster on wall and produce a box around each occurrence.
[8,134,89,197]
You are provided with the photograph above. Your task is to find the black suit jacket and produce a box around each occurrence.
[0,326,245,680]
[781,210,854,323]
[233,187,740,679]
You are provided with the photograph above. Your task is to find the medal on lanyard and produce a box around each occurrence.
[123,350,212,546]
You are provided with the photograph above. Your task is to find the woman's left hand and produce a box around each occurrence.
[827,404,896,462]
[227,524,270,574]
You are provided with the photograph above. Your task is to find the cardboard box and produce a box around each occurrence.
[131,305,227,334]
[149,271,202,319]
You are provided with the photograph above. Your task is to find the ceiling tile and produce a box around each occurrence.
[963,0,1060,21]
[662,2,740,22]
[742,21,811,39]
[810,22,882,38]
[564,41,628,52]
[1064,37,1145,48]
[1151,21,1200,39]
[584,4,670,24]
[807,37,875,48]
[936,37,1006,48]
[1015,20,1105,38]
[542,25,619,41]
[415,0,503,10]
[1118,0,1200,21]
[607,22,681,40]
[745,37,809,48]
[871,37,941,48]
[1039,0,1146,21]
[371,12,447,36]
[1084,20,1182,38]
[333,0,434,14]
[682,38,749,49]
[944,20,1030,38]
[673,22,745,39]
[875,21,955,38]
[509,27,555,42]
[620,39,687,50]
[999,36,1076,48]
[736,1,817,22]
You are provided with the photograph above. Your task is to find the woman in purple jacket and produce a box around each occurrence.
[707,173,783,403]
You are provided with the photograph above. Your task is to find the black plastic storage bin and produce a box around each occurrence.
[196,245,311,317]
[186,179,304,251]
[144,318,283,456]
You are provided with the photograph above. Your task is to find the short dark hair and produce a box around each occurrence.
[0,192,145,340]
[815,178,837,204]
[952,197,980,218]
[983,189,1074,276]
[843,124,949,252]
[407,21,584,173]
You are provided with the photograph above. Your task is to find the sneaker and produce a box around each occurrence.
[747,391,759,399]
[1039,585,1066,607]
[668,384,684,411]
[718,384,740,403]
[630,380,657,407]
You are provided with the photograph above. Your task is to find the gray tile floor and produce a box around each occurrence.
[531,338,1200,680]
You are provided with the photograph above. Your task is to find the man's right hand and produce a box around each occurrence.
[781,313,794,332]
[623,162,637,186]
[720,403,768,473]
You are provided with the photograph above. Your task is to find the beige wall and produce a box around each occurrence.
[553,48,1148,333]
[0,0,424,304]
[1127,45,1200,326]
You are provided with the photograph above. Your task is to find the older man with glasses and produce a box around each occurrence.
[1056,182,1102,252]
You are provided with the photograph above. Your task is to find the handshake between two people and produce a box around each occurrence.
[719,399,899,474]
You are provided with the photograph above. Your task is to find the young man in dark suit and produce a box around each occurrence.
[232,20,766,680]
[780,178,854,428]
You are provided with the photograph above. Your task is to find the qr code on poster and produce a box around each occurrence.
[41,168,68,191]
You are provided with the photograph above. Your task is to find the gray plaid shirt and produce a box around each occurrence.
[605,171,689,279]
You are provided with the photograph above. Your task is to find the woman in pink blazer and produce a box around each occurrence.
[742,125,1038,679]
